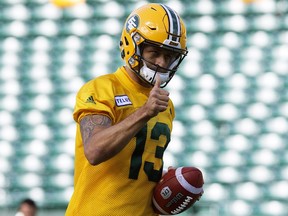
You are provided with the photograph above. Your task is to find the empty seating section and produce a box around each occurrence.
[0,0,287,215]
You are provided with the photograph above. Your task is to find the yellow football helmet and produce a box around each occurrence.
[119,3,188,87]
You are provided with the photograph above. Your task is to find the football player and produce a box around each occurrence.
[65,3,188,215]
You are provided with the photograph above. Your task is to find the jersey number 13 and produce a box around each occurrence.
[128,122,170,182]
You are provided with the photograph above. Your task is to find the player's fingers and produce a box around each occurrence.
[156,97,169,107]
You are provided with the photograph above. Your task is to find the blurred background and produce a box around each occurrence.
[0,0,288,215]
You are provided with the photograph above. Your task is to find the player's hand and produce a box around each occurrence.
[144,74,170,118]
[162,166,175,177]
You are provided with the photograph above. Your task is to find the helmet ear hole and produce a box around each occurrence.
[121,50,125,59]
[124,36,129,46]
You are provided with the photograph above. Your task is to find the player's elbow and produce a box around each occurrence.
[84,148,104,166]
[86,156,101,166]
[83,141,121,165]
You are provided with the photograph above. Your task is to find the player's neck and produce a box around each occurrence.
[124,66,152,88]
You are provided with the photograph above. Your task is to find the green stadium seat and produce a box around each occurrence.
[216,150,246,167]
[226,200,253,216]
[223,134,252,152]
[247,165,275,183]
[16,155,45,173]
[268,181,288,200]
[43,173,73,189]
[258,200,288,216]
[233,182,263,201]
[41,187,73,207]
[45,154,74,173]
[10,173,43,189]
[249,149,279,166]
[202,182,230,202]
[215,167,244,184]
[0,157,11,174]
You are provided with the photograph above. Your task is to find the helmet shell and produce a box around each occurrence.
[120,3,187,70]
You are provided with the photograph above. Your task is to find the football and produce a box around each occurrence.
[152,167,204,215]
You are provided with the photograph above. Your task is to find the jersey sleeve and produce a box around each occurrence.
[169,99,175,121]
[73,77,116,124]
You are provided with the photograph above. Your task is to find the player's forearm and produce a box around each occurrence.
[84,106,152,165]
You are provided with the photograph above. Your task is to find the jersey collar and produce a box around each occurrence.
[116,66,152,95]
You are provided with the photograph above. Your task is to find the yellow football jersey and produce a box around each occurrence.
[65,67,175,216]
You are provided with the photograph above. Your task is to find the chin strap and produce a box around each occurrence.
[139,62,170,86]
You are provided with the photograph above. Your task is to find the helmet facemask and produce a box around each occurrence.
[128,33,187,88]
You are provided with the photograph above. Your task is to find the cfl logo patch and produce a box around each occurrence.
[161,187,172,199]
[126,15,139,32]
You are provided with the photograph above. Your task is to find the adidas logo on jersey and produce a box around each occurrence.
[115,95,132,107]
[86,96,96,104]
